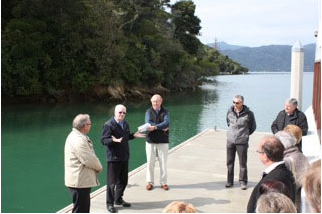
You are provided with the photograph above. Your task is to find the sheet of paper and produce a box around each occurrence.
[138,123,151,133]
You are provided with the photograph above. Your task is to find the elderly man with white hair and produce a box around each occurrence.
[275,130,309,212]
[64,114,103,213]
[145,94,170,191]
[101,104,145,213]
[271,98,308,152]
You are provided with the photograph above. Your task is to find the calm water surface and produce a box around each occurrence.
[1,72,313,212]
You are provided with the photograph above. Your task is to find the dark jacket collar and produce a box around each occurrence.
[284,108,299,118]
[230,105,250,115]
[150,105,165,114]
[111,116,125,129]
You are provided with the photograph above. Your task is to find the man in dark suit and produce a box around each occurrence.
[271,98,308,151]
[101,104,144,213]
[247,135,296,213]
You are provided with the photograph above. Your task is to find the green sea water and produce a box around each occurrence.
[1,72,313,212]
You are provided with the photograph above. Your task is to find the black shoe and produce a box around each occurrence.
[225,183,233,188]
[115,200,131,207]
[107,205,117,213]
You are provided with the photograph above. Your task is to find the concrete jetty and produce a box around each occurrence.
[58,129,268,213]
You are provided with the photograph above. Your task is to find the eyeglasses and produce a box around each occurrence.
[119,112,126,115]
[256,150,265,154]
[233,101,240,105]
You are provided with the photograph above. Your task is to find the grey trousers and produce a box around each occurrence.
[226,143,248,185]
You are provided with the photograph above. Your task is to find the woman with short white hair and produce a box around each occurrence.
[275,131,309,212]
[256,192,296,213]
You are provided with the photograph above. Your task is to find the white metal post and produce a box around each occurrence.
[290,40,304,110]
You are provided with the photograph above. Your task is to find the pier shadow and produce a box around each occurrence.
[154,181,258,191]
[117,196,230,212]
[127,183,140,188]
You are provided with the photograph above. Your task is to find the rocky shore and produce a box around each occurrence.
[2,82,202,105]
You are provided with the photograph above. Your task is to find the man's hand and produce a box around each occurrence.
[112,135,123,143]
[134,131,146,138]
[147,126,157,132]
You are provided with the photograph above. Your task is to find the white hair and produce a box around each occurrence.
[256,192,296,213]
[286,98,298,107]
[275,131,297,150]
[73,114,90,130]
[114,104,126,114]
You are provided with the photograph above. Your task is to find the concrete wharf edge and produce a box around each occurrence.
[58,129,270,213]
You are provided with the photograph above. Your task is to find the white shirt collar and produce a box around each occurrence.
[114,116,124,124]
[264,161,285,174]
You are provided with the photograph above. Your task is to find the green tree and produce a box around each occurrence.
[2,0,52,95]
[1,0,248,101]
[171,0,201,54]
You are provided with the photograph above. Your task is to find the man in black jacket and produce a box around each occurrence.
[271,98,308,151]
[101,104,144,213]
[247,135,296,213]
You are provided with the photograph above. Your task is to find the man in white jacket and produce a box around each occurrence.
[65,114,103,213]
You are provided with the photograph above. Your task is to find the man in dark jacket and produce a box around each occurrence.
[226,95,256,190]
[271,98,308,151]
[145,94,170,191]
[247,135,296,213]
[101,104,144,213]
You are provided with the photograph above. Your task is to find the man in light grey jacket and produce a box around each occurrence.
[226,95,256,190]
[65,114,103,213]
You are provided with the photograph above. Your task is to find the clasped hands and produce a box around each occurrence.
[146,126,169,132]
[112,135,123,143]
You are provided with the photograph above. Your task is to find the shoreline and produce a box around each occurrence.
[2,81,203,105]
[2,71,315,105]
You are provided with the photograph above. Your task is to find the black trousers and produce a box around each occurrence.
[106,161,128,205]
[226,143,248,184]
[68,187,91,213]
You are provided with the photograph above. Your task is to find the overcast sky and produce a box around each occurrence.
[172,0,320,47]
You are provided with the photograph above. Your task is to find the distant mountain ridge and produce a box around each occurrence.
[208,41,244,50]
[207,42,315,72]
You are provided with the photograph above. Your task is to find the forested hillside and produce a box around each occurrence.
[2,0,248,103]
